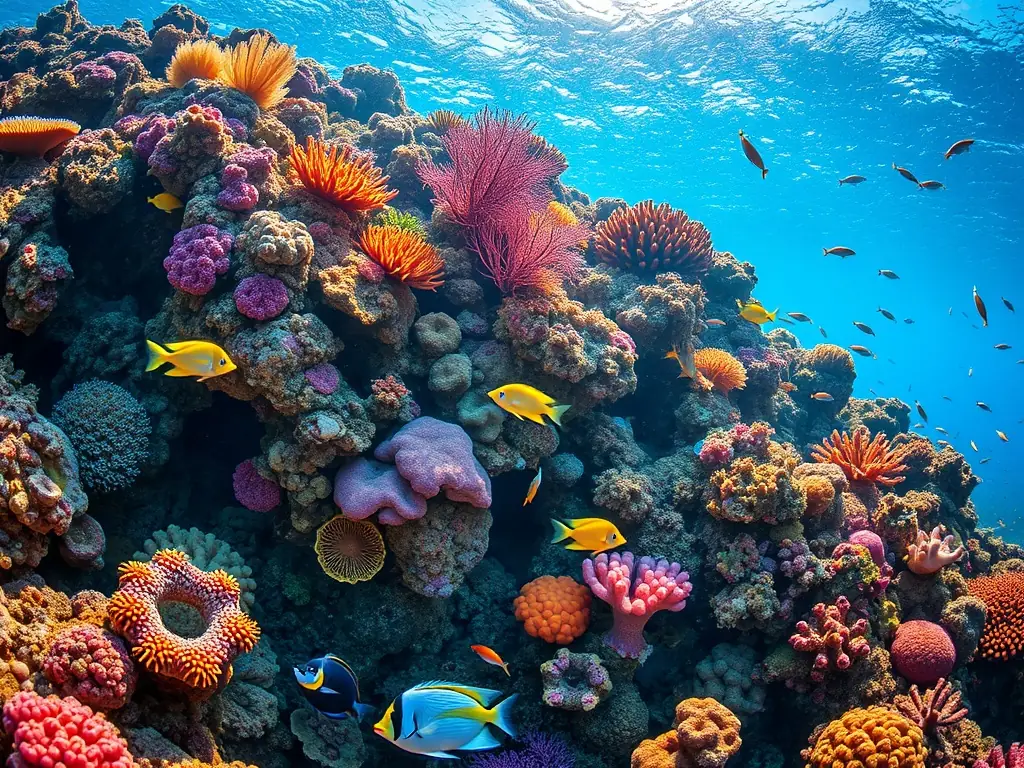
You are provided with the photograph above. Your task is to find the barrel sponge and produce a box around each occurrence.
[803,707,926,768]
[51,380,151,493]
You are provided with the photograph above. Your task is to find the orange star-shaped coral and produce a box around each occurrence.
[811,427,907,487]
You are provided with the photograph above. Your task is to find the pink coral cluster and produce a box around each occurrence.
[216,163,259,211]
[234,274,289,320]
[906,526,964,575]
[42,624,136,711]
[2,691,134,768]
[582,551,693,660]
[303,362,341,395]
[163,224,233,296]
[698,422,774,469]
[789,595,870,682]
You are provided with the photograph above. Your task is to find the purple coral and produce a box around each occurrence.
[226,145,276,183]
[465,732,575,768]
[847,529,885,566]
[234,274,288,320]
[163,224,232,295]
[42,624,136,711]
[374,417,492,508]
[333,457,427,525]
[540,648,612,711]
[304,362,340,395]
[133,115,174,161]
[232,459,281,512]
[582,551,693,660]
[216,164,258,211]
[71,61,116,89]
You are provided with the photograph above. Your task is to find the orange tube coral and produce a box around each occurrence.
[218,33,296,110]
[0,116,80,156]
[513,575,591,644]
[811,427,907,487]
[357,224,445,290]
[967,572,1024,661]
[289,137,398,212]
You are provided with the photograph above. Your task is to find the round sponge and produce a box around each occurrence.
[513,575,591,644]
[890,619,956,684]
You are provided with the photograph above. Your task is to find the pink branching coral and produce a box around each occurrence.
[2,691,134,768]
[894,678,968,733]
[42,624,136,711]
[582,551,692,660]
[789,595,870,682]
[906,526,964,575]
[417,107,561,229]
[975,744,1023,768]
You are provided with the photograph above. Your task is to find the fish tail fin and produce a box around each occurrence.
[823,248,828,256]
[501,663,510,677]
[352,702,376,722]
[761,168,768,180]
[550,519,573,544]
[489,694,518,739]
[549,404,571,427]
[664,349,679,362]
[145,339,169,372]
[768,308,778,322]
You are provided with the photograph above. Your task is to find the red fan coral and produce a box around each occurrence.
[811,427,907,486]
[357,224,445,290]
[107,549,260,698]
[290,137,397,212]
[967,572,1024,661]
[594,200,714,277]
[0,116,81,156]
[471,207,588,295]
[694,348,747,393]
[417,107,562,229]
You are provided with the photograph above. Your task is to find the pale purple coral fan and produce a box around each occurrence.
[304,362,340,394]
[163,224,232,296]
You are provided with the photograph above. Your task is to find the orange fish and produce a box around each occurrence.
[738,130,768,179]
[705,319,726,327]
[470,645,510,676]
[811,392,834,402]
[665,344,697,379]
[780,382,797,393]
[523,467,542,506]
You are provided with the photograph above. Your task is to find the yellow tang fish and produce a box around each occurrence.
[148,192,183,213]
[550,517,625,555]
[146,339,236,382]
[736,300,777,326]
[487,384,570,427]
[665,343,697,379]
[523,467,542,506]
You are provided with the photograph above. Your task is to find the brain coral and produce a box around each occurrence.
[966,572,1024,661]
[514,575,591,644]
[631,697,742,768]
[803,707,926,768]
[51,380,151,493]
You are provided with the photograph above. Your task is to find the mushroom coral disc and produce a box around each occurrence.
[0,116,81,156]
[218,32,297,110]
[166,39,225,87]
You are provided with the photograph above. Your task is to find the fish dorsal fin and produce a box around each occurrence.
[164,340,205,352]
[325,654,361,700]
[412,681,503,707]
[564,518,609,529]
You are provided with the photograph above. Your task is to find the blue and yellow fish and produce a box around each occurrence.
[373,681,517,759]
[146,339,236,382]
[294,655,375,721]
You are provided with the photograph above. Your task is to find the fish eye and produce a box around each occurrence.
[219,358,226,366]
[611,533,617,540]
[499,391,505,399]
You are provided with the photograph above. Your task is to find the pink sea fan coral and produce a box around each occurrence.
[232,458,281,512]
[234,274,289,320]
[416,107,562,229]
[163,224,233,296]
[582,551,693,660]
[42,624,136,711]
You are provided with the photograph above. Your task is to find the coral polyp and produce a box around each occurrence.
[357,224,445,290]
[594,200,714,277]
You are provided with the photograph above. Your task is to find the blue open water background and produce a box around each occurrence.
[3,0,1022,539]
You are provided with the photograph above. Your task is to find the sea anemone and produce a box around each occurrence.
[166,39,224,88]
[315,515,386,584]
[808,344,855,375]
[694,348,747,393]
[0,116,80,156]
[427,109,466,134]
[289,137,398,212]
[811,427,908,487]
[967,572,1024,661]
[218,32,297,110]
[357,224,444,290]
[594,200,714,277]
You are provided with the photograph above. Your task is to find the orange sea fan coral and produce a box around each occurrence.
[811,427,908,487]
[427,109,466,134]
[0,116,81,156]
[594,200,714,277]
[289,137,398,212]
[802,706,926,768]
[547,200,580,227]
[166,39,224,88]
[218,32,297,110]
[694,348,747,393]
[513,575,591,644]
[315,515,386,584]
[357,224,445,290]
[966,572,1024,661]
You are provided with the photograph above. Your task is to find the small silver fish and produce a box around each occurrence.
[877,308,895,321]
[944,138,974,160]
[838,175,867,186]
[977,402,992,412]
[853,321,875,336]
[878,270,900,279]
[904,318,915,324]
[994,343,1012,350]
[787,312,813,323]
[819,327,827,338]
[919,180,945,190]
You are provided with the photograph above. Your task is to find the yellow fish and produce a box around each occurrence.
[148,192,183,212]
[146,339,236,382]
[487,384,570,427]
[736,300,777,326]
[665,343,697,379]
[523,467,542,506]
[550,517,625,555]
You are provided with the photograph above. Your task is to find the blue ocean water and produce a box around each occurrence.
[2,0,1021,540]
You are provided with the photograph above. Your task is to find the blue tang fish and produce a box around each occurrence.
[294,655,374,721]
[373,681,517,759]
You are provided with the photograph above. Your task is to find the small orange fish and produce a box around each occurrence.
[973,286,988,327]
[705,319,726,327]
[470,645,510,676]
[523,467,542,506]
[997,431,1009,442]
[811,392,834,402]
[738,130,768,179]
[893,163,920,185]
[780,382,797,393]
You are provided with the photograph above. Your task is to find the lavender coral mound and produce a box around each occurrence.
[374,417,492,508]
[582,551,693,660]
[333,457,427,524]
[217,163,259,211]
[163,224,233,296]
[540,647,613,711]
[42,624,136,710]
[234,274,290,321]
[232,459,281,513]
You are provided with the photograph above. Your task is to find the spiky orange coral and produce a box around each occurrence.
[0,116,80,156]
[967,572,1024,661]
[594,200,713,277]
[694,348,747,393]
[357,224,444,290]
[808,344,855,375]
[218,33,296,110]
[811,427,907,487]
[315,516,386,584]
[166,39,224,88]
[289,137,398,212]
[427,109,466,134]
